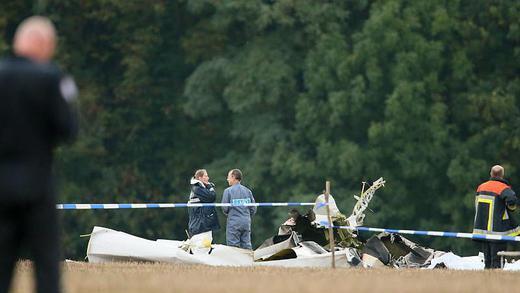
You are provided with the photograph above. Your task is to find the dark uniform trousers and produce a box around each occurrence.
[0,199,60,293]
[480,241,507,269]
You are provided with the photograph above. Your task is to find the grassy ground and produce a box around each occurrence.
[10,261,520,293]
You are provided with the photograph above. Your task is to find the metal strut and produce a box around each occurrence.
[346,177,385,227]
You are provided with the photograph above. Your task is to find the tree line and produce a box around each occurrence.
[1,0,519,258]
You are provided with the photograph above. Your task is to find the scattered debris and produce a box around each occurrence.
[85,177,520,270]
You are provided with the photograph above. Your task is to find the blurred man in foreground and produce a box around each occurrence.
[0,16,78,293]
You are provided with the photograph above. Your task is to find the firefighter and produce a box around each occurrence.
[473,165,520,268]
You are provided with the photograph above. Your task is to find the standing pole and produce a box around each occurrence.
[325,181,335,268]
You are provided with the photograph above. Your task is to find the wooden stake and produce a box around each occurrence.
[325,181,335,268]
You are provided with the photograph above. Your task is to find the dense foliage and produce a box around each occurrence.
[1,0,519,258]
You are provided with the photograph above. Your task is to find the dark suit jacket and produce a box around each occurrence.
[0,56,78,203]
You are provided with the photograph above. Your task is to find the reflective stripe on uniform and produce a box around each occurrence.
[473,226,520,236]
[476,195,494,231]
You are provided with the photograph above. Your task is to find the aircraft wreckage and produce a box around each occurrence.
[86,178,520,270]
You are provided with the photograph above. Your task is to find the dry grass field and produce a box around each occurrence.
[10,261,520,293]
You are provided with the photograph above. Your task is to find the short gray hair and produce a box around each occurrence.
[490,165,504,178]
[15,16,56,42]
[229,169,242,181]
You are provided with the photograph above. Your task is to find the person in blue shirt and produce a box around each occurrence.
[221,169,256,249]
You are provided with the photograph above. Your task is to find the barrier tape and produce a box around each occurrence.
[56,202,320,210]
[321,223,520,242]
[58,203,519,241]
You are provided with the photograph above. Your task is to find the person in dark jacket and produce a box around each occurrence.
[0,16,78,293]
[188,169,220,237]
[473,165,520,268]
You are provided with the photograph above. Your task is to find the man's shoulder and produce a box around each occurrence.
[477,179,512,193]
[476,181,487,190]
[225,184,245,193]
[503,187,516,196]
[0,57,60,77]
[0,57,19,74]
[223,186,233,193]
[238,184,252,193]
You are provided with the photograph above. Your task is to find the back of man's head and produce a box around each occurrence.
[490,165,505,178]
[13,16,56,63]
[230,169,242,181]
